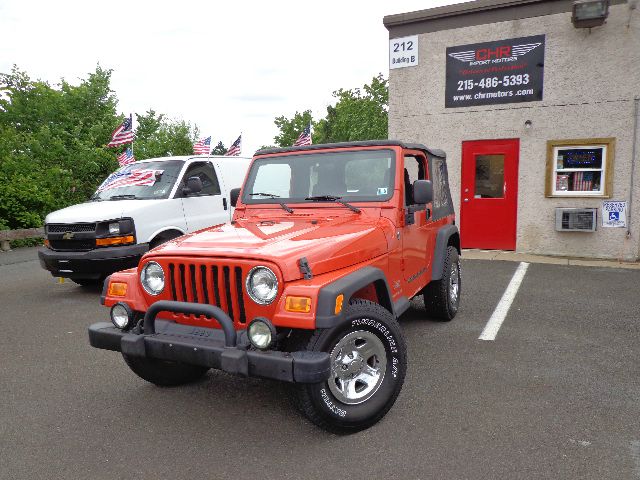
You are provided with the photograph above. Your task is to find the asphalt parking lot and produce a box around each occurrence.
[1,248,639,479]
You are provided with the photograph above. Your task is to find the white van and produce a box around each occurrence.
[38,155,251,285]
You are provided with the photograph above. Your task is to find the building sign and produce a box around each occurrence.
[445,35,545,108]
[390,35,418,69]
[602,201,627,228]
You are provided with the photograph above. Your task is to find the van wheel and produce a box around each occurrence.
[294,299,407,434]
[122,354,209,386]
[423,246,461,321]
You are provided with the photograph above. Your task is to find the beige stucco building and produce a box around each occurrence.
[385,0,640,260]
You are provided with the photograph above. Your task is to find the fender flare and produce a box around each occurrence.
[147,226,186,244]
[315,266,398,329]
[431,224,460,281]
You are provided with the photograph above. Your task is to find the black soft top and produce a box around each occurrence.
[255,140,446,159]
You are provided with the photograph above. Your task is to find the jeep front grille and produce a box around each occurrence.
[167,262,247,324]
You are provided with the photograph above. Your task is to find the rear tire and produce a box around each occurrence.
[294,299,407,434]
[423,246,461,321]
[122,354,209,387]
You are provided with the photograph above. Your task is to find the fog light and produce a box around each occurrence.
[110,302,133,330]
[247,318,276,350]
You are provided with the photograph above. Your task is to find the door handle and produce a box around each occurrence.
[463,198,469,202]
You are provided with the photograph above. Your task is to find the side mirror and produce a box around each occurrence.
[413,179,433,205]
[230,188,241,207]
[182,176,203,196]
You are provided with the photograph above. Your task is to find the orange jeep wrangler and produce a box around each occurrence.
[89,141,461,433]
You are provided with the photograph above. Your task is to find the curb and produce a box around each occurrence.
[462,249,640,270]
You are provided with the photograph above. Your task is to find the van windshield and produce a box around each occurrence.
[90,160,184,201]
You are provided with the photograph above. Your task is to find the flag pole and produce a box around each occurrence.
[130,113,134,158]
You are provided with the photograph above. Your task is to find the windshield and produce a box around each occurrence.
[242,149,395,205]
[90,160,184,201]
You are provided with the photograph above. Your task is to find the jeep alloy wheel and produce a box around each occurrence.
[328,330,387,405]
[294,299,407,434]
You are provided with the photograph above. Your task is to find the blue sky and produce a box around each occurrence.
[0,0,463,155]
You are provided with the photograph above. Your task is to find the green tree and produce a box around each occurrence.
[273,110,313,147]
[313,74,388,144]
[133,110,197,159]
[0,65,118,229]
[0,65,203,230]
[211,141,227,155]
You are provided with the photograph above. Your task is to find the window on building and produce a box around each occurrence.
[545,138,615,197]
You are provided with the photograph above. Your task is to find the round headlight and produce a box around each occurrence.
[111,302,133,330]
[246,266,278,305]
[140,261,165,295]
[248,318,276,350]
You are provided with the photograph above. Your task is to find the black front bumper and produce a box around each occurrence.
[89,300,330,384]
[38,243,148,280]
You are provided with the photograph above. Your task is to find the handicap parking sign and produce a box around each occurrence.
[602,201,626,228]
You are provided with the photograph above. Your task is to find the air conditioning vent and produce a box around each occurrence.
[555,208,597,232]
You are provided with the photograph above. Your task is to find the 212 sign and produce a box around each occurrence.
[390,35,418,70]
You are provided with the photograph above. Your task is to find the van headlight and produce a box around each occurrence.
[246,266,278,305]
[140,261,165,295]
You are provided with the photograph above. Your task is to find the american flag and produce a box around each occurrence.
[193,136,212,155]
[107,114,135,147]
[293,124,312,146]
[225,135,241,156]
[572,172,593,191]
[98,165,164,191]
[116,147,136,166]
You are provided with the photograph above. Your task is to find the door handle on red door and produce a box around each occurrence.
[463,198,469,202]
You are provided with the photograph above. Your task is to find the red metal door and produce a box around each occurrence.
[460,139,519,250]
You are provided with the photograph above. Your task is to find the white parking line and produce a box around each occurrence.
[631,440,640,479]
[479,262,530,341]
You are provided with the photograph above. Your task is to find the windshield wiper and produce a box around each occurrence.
[109,194,139,200]
[249,192,280,198]
[305,195,361,213]
[249,192,293,213]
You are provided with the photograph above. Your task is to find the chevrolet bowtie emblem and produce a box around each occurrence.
[62,232,75,240]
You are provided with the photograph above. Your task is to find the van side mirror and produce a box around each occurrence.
[413,179,433,205]
[182,176,203,196]
[230,188,241,207]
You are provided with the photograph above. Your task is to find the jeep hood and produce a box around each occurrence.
[154,213,389,281]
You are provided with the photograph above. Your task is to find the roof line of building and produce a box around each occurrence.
[384,0,627,37]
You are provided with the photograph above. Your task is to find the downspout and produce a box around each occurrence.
[628,97,639,241]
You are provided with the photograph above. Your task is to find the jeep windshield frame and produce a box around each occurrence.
[242,149,396,206]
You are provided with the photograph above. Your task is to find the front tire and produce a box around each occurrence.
[422,246,461,321]
[294,299,407,434]
[122,354,209,387]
